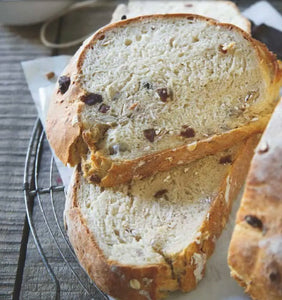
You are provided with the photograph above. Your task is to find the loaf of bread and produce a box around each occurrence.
[64,136,259,300]
[112,0,251,33]
[46,14,281,187]
[228,99,282,300]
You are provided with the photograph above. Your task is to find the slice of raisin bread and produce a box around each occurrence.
[228,99,282,300]
[112,1,251,33]
[46,14,282,187]
[64,135,258,300]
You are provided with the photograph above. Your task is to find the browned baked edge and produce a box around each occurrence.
[84,117,268,187]
[228,99,282,300]
[46,14,282,185]
[64,135,259,300]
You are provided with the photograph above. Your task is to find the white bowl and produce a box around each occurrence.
[0,1,74,25]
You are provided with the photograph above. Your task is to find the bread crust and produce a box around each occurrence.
[84,117,268,187]
[64,135,259,300]
[221,0,251,33]
[228,99,282,300]
[46,14,282,186]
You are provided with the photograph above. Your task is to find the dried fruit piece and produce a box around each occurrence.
[58,76,70,94]
[121,15,127,20]
[244,215,263,229]
[154,189,168,198]
[180,126,195,138]
[157,88,169,102]
[82,93,103,105]
[219,155,232,164]
[269,271,280,283]
[99,104,110,113]
[89,174,101,184]
[144,128,156,142]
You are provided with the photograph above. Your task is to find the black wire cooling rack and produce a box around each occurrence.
[23,118,110,300]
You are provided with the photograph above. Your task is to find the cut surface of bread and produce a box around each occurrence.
[228,99,282,300]
[112,0,251,33]
[46,14,282,187]
[65,136,258,300]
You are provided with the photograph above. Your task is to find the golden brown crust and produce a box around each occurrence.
[47,14,282,183]
[65,135,259,300]
[45,51,88,166]
[84,117,269,187]
[228,99,282,300]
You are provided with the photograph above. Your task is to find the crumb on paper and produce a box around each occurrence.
[45,71,55,80]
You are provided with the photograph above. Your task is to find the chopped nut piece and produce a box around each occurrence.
[219,42,235,54]
[187,142,197,151]
[58,76,70,94]
[258,141,269,154]
[244,215,263,229]
[129,103,138,110]
[81,93,103,105]
[45,71,55,80]
[130,279,141,290]
[143,128,156,142]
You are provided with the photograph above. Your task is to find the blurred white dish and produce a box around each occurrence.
[0,0,74,25]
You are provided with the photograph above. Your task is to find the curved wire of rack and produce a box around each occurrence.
[23,118,109,300]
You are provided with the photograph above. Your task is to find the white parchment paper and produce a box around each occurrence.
[21,56,249,300]
[21,1,282,299]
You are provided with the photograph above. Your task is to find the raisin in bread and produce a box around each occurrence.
[46,14,282,187]
[112,0,251,33]
[228,99,282,300]
[64,136,259,300]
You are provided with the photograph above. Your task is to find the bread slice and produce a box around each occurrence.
[228,99,282,300]
[112,0,251,33]
[64,135,258,300]
[46,14,282,187]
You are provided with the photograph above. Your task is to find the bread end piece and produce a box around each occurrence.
[228,98,282,300]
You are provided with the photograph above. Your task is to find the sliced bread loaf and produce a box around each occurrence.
[112,1,251,33]
[46,14,282,187]
[64,135,258,300]
[228,99,282,300]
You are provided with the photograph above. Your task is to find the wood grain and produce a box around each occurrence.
[0,23,51,299]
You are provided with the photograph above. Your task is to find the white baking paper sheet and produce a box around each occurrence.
[21,1,282,299]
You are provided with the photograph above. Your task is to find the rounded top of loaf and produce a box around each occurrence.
[46,14,282,168]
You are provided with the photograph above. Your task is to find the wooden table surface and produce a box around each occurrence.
[1,1,281,299]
